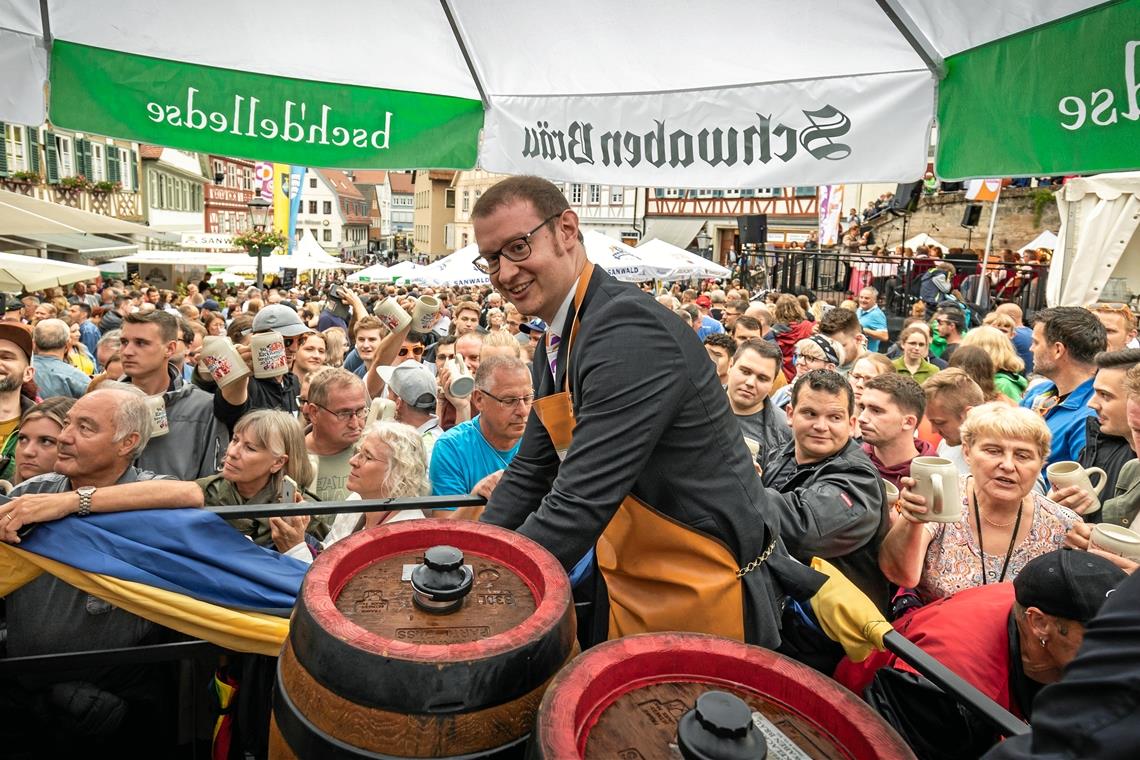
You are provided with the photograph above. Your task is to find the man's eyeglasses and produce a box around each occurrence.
[480,390,535,408]
[309,401,368,421]
[794,353,826,364]
[398,345,425,357]
[473,212,563,274]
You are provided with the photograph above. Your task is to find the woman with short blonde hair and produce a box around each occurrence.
[880,402,1080,603]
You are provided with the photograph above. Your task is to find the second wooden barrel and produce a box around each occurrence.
[269,518,576,759]
[531,633,915,760]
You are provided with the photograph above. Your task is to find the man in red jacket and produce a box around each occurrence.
[836,549,1126,760]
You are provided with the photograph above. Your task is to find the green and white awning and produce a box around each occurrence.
[1,0,1135,185]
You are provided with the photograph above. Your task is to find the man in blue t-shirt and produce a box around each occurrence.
[856,287,889,353]
[429,355,531,500]
[1020,307,1107,465]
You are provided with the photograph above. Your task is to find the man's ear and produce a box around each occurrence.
[116,432,141,459]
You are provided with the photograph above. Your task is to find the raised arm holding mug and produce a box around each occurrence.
[475,176,823,648]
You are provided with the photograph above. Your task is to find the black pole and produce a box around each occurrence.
[882,630,1029,737]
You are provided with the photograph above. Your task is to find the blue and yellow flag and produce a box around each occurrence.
[0,509,307,655]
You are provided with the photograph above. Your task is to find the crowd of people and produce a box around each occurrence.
[0,175,1138,758]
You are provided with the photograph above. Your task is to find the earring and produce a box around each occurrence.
[1040,638,1047,648]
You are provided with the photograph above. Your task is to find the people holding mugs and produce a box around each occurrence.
[880,402,1082,603]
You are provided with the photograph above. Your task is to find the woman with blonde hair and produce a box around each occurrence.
[283,421,431,562]
[197,409,319,553]
[322,326,349,367]
[960,325,1027,400]
[981,310,1017,339]
[880,402,1080,603]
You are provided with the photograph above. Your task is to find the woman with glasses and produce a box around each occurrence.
[283,421,431,563]
[197,409,322,555]
[892,325,940,385]
[770,335,842,413]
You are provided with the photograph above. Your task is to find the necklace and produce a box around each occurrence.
[972,486,1023,585]
[981,508,1020,528]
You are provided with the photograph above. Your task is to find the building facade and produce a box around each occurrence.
[412,170,456,259]
[561,181,642,246]
[449,170,512,252]
[203,155,255,233]
[294,170,370,257]
[387,171,414,257]
[140,145,208,233]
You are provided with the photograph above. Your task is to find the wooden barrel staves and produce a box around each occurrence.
[532,633,916,760]
[270,518,576,759]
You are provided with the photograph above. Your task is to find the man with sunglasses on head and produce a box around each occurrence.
[302,368,368,503]
[473,176,823,649]
[213,304,312,432]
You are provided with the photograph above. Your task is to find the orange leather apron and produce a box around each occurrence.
[532,264,747,641]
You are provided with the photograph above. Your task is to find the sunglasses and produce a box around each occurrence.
[398,345,425,357]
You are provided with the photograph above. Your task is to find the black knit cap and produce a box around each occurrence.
[1013,548,1126,623]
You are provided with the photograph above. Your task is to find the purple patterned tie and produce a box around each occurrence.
[547,332,561,377]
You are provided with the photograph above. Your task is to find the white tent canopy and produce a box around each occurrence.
[419,246,490,288]
[387,260,426,279]
[0,251,101,292]
[1051,173,1140,306]
[0,1,1112,187]
[1018,230,1058,253]
[637,239,732,280]
[347,263,393,284]
[904,233,950,251]
[583,231,679,282]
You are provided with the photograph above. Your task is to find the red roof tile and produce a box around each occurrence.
[389,172,414,194]
[351,170,387,185]
[319,169,364,199]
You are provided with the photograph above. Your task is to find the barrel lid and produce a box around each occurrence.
[534,633,916,760]
[295,519,573,660]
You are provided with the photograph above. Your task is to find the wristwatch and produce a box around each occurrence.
[77,486,96,517]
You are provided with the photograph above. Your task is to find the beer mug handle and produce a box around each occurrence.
[1088,467,1107,495]
[931,473,943,515]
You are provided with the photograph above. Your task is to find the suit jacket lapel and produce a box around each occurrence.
[553,266,604,392]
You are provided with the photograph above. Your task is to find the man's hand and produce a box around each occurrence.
[269,515,310,553]
[234,342,254,372]
[471,470,504,501]
[895,476,930,525]
[1047,484,1098,515]
[0,492,82,543]
[342,288,368,319]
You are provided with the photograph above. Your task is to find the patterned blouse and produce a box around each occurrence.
[917,475,1081,603]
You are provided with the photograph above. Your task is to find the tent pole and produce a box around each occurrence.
[977,186,1002,307]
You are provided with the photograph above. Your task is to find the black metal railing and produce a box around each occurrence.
[754,249,1049,318]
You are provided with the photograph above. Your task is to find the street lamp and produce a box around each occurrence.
[246,196,273,286]
[696,228,711,260]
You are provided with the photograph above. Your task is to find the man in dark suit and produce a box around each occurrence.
[474,176,822,648]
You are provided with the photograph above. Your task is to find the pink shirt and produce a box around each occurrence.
[917,475,1080,603]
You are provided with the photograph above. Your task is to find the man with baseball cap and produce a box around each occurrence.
[378,359,442,458]
[214,303,312,431]
[0,322,36,481]
[694,294,726,340]
[837,549,1127,758]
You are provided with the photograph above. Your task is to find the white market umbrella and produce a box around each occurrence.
[420,246,491,288]
[636,238,732,280]
[584,231,679,283]
[1018,230,1058,253]
[904,233,950,251]
[0,251,100,292]
[387,260,425,279]
[347,263,393,284]
[1,2,1124,187]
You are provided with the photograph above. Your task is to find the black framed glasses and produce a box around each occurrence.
[309,401,368,421]
[479,390,535,408]
[473,212,563,274]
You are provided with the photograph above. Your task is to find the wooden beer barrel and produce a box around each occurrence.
[532,633,915,760]
[270,518,576,759]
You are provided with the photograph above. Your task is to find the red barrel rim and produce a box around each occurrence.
[536,633,915,760]
[301,518,573,663]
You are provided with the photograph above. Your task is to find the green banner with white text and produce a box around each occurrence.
[49,41,483,169]
[937,0,1140,180]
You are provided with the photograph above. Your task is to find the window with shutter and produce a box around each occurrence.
[0,122,8,177]
[108,148,121,184]
[129,150,138,191]
[91,143,105,182]
[44,131,59,183]
[28,128,40,176]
